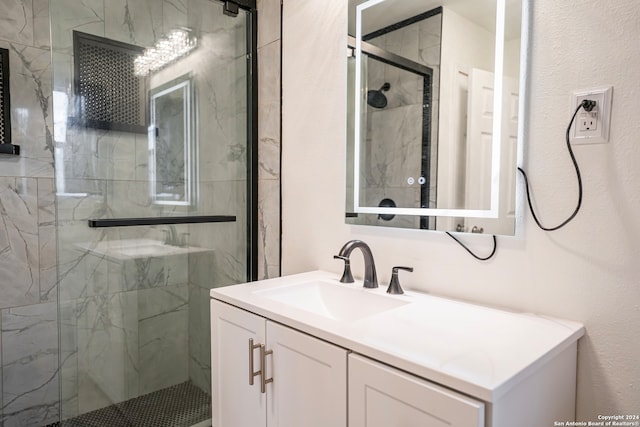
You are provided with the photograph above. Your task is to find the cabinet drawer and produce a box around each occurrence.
[349,354,484,427]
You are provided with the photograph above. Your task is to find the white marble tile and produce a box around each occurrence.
[258,40,281,181]
[366,104,423,189]
[0,0,34,46]
[105,0,163,47]
[55,185,106,222]
[0,42,54,178]
[76,291,139,412]
[197,111,249,182]
[38,178,57,302]
[257,0,280,48]
[58,128,106,181]
[121,255,177,291]
[0,351,2,425]
[258,179,279,280]
[163,0,187,33]
[134,133,150,181]
[385,21,421,65]
[258,39,279,103]
[188,180,247,289]
[0,177,40,309]
[106,180,153,219]
[96,131,137,181]
[195,180,247,286]
[1,302,59,427]
[138,285,189,394]
[188,0,247,58]
[33,0,51,48]
[188,284,210,392]
[258,100,279,180]
[50,0,104,55]
[58,299,79,420]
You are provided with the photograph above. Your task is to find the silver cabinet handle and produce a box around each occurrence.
[248,338,261,386]
[260,344,273,393]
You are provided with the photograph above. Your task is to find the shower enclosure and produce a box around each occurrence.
[51,0,257,425]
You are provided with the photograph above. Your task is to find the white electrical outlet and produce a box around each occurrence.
[571,86,613,144]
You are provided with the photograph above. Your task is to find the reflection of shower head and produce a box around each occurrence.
[367,82,391,109]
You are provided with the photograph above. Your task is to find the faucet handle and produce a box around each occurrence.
[386,266,413,295]
[333,255,355,283]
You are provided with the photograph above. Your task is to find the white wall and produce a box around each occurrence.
[282,0,640,418]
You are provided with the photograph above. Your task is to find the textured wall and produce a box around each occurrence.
[282,0,640,418]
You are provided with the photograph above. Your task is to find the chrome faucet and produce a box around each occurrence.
[336,240,378,288]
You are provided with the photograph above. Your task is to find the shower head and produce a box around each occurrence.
[367,82,391,109]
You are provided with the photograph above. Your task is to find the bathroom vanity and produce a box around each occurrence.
[210,271,584,427]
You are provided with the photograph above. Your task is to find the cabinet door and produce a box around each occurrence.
[349,354,484,427]
[211,300,266,427]
[266,321,348,427]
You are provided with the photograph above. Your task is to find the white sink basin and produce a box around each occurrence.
[76,239,211,260]
[256,280,409,321]
[116,243,179,257]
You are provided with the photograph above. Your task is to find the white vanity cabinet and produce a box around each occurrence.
[211,299,347,427]
[210,271,585,427]
[349,354,485,427]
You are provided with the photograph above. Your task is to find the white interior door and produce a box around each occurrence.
[465,67,495,214]
[464,69,518,234]
[499,75,519,232]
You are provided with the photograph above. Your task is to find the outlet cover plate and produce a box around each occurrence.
[571,86,613,144]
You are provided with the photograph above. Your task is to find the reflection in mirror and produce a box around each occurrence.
[346,0,523,235]
[149,74,196,206]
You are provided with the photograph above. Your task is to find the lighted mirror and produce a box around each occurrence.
[149,74,196,206]
[346,0,525,235]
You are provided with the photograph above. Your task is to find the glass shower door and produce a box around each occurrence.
[51,1,255,425]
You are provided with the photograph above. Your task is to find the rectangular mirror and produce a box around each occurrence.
[149,74,196,206]
[346,0,525,235]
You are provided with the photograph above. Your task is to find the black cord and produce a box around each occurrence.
[446,232,497,261]
[518,99,594,231]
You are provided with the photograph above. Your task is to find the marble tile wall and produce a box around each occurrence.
[257,0,282,281]
[1,0,282,424]
[0,1,59,425]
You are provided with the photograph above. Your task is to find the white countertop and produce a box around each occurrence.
[210,270,584,402]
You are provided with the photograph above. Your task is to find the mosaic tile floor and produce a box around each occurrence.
[45,381,210,427]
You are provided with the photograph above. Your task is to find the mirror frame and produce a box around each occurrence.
[149,74,196,206]
[352,0,516,219]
